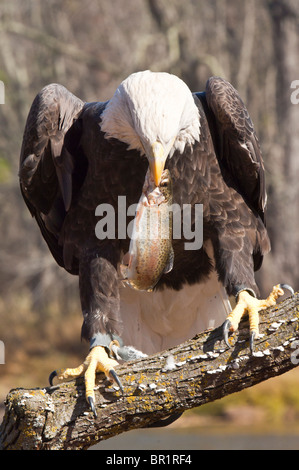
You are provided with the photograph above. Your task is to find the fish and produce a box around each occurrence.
[120,168,174,292]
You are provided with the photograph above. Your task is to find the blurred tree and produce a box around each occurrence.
[262,0,299,293]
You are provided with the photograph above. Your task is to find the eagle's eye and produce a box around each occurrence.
[160,178,169,187]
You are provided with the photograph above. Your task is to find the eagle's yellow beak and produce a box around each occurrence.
[149,141,166,186]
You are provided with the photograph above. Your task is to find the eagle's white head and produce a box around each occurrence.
[101,70,200,185]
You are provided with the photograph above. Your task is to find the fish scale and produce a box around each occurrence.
[120,169,174,292]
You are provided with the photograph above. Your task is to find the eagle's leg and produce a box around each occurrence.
[49,344,121,418]
[223,284,294,352]
[48,247,128,417]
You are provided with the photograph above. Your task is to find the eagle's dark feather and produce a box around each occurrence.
[19,77,270,346]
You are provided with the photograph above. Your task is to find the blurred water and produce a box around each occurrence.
[93,427,299,450]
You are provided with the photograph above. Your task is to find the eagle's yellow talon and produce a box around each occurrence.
[223,284,290,352]
[58,363,86,381]
[48,346,121,417]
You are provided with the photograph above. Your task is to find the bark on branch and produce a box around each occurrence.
[1,292,298,450]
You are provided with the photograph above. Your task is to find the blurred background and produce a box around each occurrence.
[0,0,299,449]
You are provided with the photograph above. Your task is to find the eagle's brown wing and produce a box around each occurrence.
[19,84,84,273]
[204,76,266,222]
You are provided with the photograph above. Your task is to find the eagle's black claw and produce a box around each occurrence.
[279,284,295,296]
[223,319,232,348]
[49,370,57,386]
[88,396,97,418]
[250,331,256,354]
[109,369,124,394]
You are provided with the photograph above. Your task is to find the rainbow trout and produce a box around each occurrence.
[120,169,174,292]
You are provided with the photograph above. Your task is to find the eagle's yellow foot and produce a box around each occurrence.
[223,284,294,352]
[49,345,122,418]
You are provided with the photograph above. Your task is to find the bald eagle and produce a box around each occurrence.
[19,71,289,418]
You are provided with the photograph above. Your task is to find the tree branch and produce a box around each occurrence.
[0,20,119,74]
[1,292,298,450]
